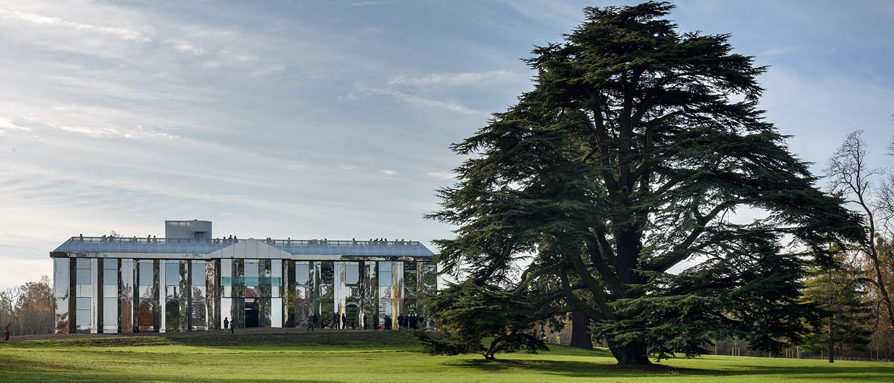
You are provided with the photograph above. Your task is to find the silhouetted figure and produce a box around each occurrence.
[384,315,392,330]
[308,314,317,332]
[373,313,379,330]
[4,323,10,341]
[223,317,229,334]
[333,313,339,329]
[363,314,369,330]
[341,313,347,330]
[231,318,236,334]
[409,314,417,330]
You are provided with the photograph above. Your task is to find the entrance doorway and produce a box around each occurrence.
[244,299,259,328]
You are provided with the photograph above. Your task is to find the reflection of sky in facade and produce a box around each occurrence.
[3,1,894,290]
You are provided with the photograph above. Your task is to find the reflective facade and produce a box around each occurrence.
[51,231,435,334]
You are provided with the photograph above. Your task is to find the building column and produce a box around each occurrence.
[159,261,165,333]
[53,257,71,334]
[91,258,99,334]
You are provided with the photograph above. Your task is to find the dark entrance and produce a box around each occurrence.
[244,299,259,328]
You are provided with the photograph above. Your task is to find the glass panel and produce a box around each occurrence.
[76,296,90,309]
[53,258,70,334]
[421,262,437,295]
[271,260,282,298]
[103,297,117,332]
[103,260,117,284]
[378,262,392,288]
[119,259,135,333]
[404,262,417,300]
[361,261,377,330]
[76,297,91,331]
[76,258,91,285]
[295,263,309,285]
[321,261,333,284]
[191,299,207,330]
[205,260,219,330]
[271,297,282,327]
[319,261,334,328]
[137,260,157,332]
[139,260,154,286]
[165,261,180,286]
[191,261,205,286]
[221,297,232,329]
[245,260,259,278]
[234,298,245,328]
[258,297,271,327]
[292,261,312,328]
[345,263,359,285]
[221,259,232,298]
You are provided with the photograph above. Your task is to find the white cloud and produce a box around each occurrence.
[0,8,151,43]
[381,169,396,175]
[249,63,287,77]
[349,1,396,6]
[165,39,205,55]
[426,171,456,181]
[387,70,520,88]
[0,115,31,132]
[359,84,484,115]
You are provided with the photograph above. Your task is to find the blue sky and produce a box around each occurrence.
[0,0,892,290]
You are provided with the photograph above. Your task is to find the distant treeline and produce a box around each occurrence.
[0,276,54,336]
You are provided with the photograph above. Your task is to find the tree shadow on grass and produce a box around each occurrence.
[5,331,422,350]
[448,357,894,381]
[729,364,894,382]
[447,358,710,378]
[0,370,339,383]
[0,353,89,374]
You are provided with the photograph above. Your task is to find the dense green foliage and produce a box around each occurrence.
[413,281,549,360]
[2,332,894,382]
[428,1,863,365]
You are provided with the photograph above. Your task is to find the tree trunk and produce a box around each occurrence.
[828,313,835,363]
[569,310,593,350]
[610,341,651,365]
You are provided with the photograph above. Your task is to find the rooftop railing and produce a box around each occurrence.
[56,236,433,256]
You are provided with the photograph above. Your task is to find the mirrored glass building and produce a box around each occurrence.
[50,220,437,334]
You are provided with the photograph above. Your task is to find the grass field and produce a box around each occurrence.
[1,331,892,382]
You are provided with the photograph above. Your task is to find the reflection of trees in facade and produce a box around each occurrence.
[137,260,157,333]
[52,255,436,333]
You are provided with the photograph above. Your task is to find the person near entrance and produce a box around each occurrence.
[307,313,317,332]
[223,317,229,334]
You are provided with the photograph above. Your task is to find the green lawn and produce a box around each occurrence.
[1,331,891,382]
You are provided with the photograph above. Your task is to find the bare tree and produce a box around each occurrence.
[826,130,894,331]
[0,276,54,336]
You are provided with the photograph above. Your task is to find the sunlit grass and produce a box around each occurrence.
[1,331,891,382]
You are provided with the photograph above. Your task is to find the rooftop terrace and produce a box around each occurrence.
[53,236,435,257]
